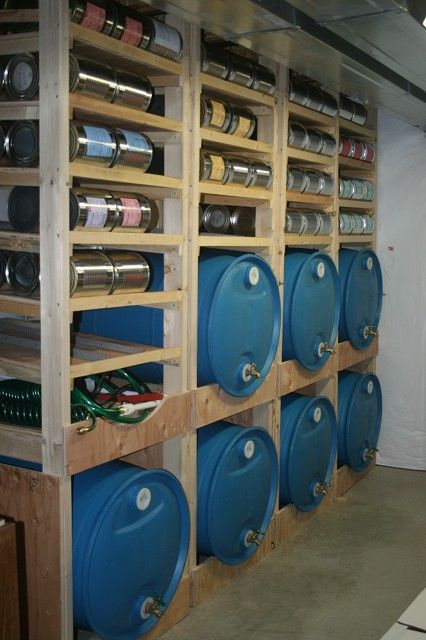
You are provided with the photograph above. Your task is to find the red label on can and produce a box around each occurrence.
[81,2,106,32]
[121,198,141,226]
[121,17,143,46]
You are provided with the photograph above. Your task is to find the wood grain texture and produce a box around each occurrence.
[0,521,20,640]
[336,462,376,498]
[143,577,190,640]
[279,356,337,396]
[338,339,378,372]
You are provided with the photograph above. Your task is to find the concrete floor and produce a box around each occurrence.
[162,467,426,640]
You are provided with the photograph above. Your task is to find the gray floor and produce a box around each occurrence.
[162,467,426,640]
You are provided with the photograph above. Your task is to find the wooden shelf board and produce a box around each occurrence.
[288,102,336,127]
[69,93,182,133]
[279,356,337,396]
[70,345,181,378]
[0,342,41,384]
[0,101,39,120]
[339,117,376,140]
[70,23,182,77]
[0,292,40,317]
[339,234,374,244]
[0,167,39,186]
[0,31,38,55]
[65,391,191,475]
[287,191,334,207]
[70,230,182,251]
[287,147,335,167]
[193,366,277,428]
[200,128,273,155]
[338,338,378,372]
[70,289,183,312]
[0,422,42,465]
[337,462,375,498]
[0,230,39,252]
[70,161,182,191]
[339,156,375,172]
[199,181,272,203]
[285,234,333,246]
[0,9,38,22]
[338,198,375,210]
[198,234,272,250]
[200,73,275,107]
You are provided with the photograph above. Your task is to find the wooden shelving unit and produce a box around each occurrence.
[0,5,380,638]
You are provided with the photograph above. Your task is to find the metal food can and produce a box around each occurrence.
[352,139,365,160]
[287,167,308,193]
[140,17,183,62]
[251,63,276,95]
[7,186,39,232]
[362,214,375,234]
[318,213,333,235]
[288,79,308,106]
[321,91,338,117]
[285,211,307,235]
[200,45,229,79]
[339,178,355,199]
[70,250,115,297]
[113,128,153,170]
[201,204,231,233]
[363,142,376,163]
[352,101,368,126]
[304,169,322,195]
[69,54,117,102]
[199,152,227,182]
[305,128,323,154]
[5,252,39,295]
[364,181,375,201]
[339,95,355,121]
[0,250,7,287]
[106,251,150,292]
[224,157,252,186]
[339,136,355,157]
[339,213,354,234]
[352,213,365,234]
[3,52,39,101]
[69,189,119,230]
[352,178,368,200]
[69,122,117,167]
[227,54,255,88]
[288,121,308,150]
[304,212,321,235]
[70,0,117,36]
[229,206,256,236]
[305,84,323,112]
[4,121,39,167]
[109,3,143,46]
[248,161,273,189]
[114,193,154,232]
[320,132,336,156]
[319,173,335,196]
[0,124,4,161]
[200,95,232,132]
[114,69,152,111]
[199,204,203,230]
[227,107,256,138]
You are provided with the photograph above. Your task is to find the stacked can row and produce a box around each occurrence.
[201,95,256,138]
[288,120,336,156]
[339,212,375,235]
[0,249,152,297]
[339,177,375,201]
[70,0,183,61]
[285,211,333,236]
[340,135,375,163]
[200,151,272,188]
[287,167,334,196]
[199,204,256,236]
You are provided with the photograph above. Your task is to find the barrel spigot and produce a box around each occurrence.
[242,362,262,381]
[364,445,378,461]
[319,341,335,356]
[245,529,263,547]
[364,325,378,338]
[143,595,164,619]
[314,481,331,496]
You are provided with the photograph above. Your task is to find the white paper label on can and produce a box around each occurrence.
[121,197,142,227]
[85,197,108,227]
[83,126,114,158]
[316,261,325,278]
[12,61,34,92]
[151,18,181,54]
[136,487,151,511]
[366,256,373,270]
[367,380,374,394]
[119,129,149,151]
[248,266,259,286]
[244,440,255,459]
[313,406,322,423]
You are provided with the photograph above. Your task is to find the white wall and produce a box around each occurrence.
[376,111,426,470]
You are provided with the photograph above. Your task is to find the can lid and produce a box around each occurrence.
[5,121,39,167]
[8,186,39,232]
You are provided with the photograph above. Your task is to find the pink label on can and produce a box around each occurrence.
[121,198,142,227]
[121,17,143,46]
[81,2,106,32]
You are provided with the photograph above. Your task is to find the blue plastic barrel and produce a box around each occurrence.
[197,421,278,565]
[73,460,190,640]
[80,250,281,396]
[283,250,339,370]
[338,371,382,471]
[280,394,337,511]
[339,248,383,350]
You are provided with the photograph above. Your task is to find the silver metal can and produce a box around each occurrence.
[69,54,117,102]
[69,122,116,167]
[114,69,152,111]
[106,251,150,292]
[201,204,231,233]
[230,206,256,236]
[70,250,115,297]
[248,161,273,189]
[113,128,153,170]
[5,252,39,296]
